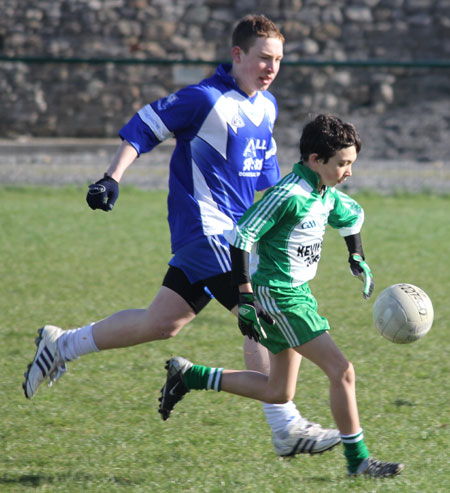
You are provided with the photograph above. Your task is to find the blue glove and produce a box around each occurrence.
[86,174,119,211]
[349,254,374,299]
[238,293,274,342]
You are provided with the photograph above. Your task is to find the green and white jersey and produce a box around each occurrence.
[225,162,364,288]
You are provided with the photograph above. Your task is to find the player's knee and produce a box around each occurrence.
[152,323,184,340]
[142,316,185,341]
[150,328,176,340]
[333,359,355,387]
[344,360,355,385]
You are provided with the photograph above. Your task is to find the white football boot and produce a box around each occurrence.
[273,418,341,456]
[23,325,66,399]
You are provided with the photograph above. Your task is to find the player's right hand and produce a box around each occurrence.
[238,293,274,342]
[86,174,119,211]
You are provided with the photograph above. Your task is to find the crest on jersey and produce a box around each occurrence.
[157,93,178,111]
[231,113,245,128]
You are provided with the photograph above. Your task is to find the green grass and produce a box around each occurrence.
[0,187,449,492]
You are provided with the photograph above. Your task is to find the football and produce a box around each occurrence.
[373,283,434,344]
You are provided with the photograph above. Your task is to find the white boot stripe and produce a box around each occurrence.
[39,352,52,371]
[36,359,47,377]
[43,346,55,362]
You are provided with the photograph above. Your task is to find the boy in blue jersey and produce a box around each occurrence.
[158,114,404,477]
[23,15,339,456]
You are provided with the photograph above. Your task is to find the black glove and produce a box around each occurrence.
[86,174,119,211]
[238,293,274,342]
[349,254,374,299]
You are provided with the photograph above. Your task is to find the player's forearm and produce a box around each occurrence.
[344,233,364,258]
[238,282,253,293]
[106,140,138,182]
[229,245,252,290]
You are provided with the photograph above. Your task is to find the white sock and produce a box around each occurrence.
[262,401,302,436]
[57,323,99,361]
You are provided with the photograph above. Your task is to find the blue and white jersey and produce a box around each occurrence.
[119,64,280,255]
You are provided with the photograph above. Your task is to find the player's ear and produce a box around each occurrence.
[308,153,321,168]
[231,46,243,63]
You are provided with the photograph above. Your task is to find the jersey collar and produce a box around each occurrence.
[216,63,259,101]
[292,161,326,193]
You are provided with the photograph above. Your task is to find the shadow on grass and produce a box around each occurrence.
[0,473,139,488]
[394,399,415,407]
[0,475,51,488]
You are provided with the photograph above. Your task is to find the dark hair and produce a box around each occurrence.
[299,114,362,163]
[232,14,285,53]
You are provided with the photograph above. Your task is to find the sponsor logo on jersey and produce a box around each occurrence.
[297,241,322,267]
[300,219,317,229]
[300,212,328,230]
[239,138,267,177]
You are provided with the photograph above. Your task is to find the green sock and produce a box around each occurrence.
[183,364,223,391]
[341,429,370,473]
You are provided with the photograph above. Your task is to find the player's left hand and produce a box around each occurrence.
[238,293,273,342]
[349,254,374,299]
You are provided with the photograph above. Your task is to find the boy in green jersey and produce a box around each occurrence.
[159,114,404,478]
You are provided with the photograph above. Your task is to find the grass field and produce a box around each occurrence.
[0,186,449,492]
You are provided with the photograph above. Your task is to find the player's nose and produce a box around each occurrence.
[265,60,276,73]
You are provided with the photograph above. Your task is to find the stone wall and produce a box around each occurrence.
[1,0,449,161]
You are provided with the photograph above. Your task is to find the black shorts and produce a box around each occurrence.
[162,265,239,314]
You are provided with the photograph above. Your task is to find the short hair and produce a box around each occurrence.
[299,114,362,163]
[232,14,285,53]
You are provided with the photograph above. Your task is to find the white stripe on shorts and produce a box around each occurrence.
[256,285,300,347]
[207,235,231,273]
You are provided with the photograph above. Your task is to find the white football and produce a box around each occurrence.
[373,283,433,344]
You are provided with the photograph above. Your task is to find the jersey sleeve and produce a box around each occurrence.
[328,189,365,236]
[119,85,211,155]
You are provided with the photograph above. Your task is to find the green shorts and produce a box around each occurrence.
[253,282,330,354]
